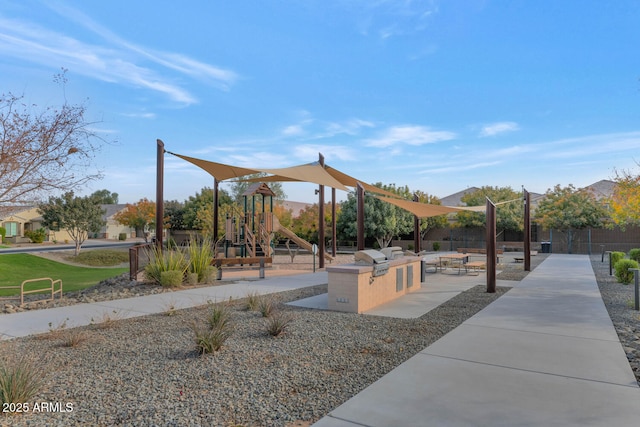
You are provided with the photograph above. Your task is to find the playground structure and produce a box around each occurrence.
[221,182,333,263]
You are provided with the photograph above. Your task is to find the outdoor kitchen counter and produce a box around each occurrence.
[327,256,422,313]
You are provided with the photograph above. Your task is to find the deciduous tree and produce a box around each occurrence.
[337,183,413,249]
[113,198,156,240]
[609,168,640,228]
[534,184,609,253]
[89,189,119,204]
[38,191,106,255]
[414,190,448,240]
[455,186,523,234]
[0,72,104,204]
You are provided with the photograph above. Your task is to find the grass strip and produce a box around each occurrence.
[0,254,127,296]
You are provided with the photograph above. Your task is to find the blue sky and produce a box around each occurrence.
[2,0,640,204]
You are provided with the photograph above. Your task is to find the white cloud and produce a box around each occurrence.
[0,4,237,105]
[479,121,520,137]
[282,125,306,136]
[365,125,456,147]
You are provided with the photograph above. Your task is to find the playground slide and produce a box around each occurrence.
[272,217,334,261]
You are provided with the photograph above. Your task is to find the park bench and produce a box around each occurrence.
[212,257,272,279]
[0,277,63,306]
[457,248,504,255]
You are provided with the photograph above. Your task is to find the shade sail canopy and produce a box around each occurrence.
[374,195,464,218]
[170,152,259,181]
[170,153,348,190]
[260,163,349,191]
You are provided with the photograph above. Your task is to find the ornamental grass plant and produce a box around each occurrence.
[143,244,188,286]
[0,354,46,405]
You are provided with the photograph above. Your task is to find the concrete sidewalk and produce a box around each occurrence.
[312,254,640,426]
[0,272,329,340]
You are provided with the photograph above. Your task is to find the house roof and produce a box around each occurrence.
[0,205,36,221]
[101,204,128,219]
[439,187,481,207]
[584,179,616,200]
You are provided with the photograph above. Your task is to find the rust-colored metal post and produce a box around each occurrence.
[486,197,496,293]
[357,183,365,250]
[524,188,531,271]
[318,153,325,268]
[213,178,219,244]
[413,193,421,253]
[156,139,165,251]
[332,187,337,257]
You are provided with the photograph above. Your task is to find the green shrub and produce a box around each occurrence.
[118,233,127,241]
[144,245,188,285]
[24,228,46,243]
[432,242,441,251]
[610,251,626,268]
[160,270,183,287]
[0,227,5,239]
[0,354,46,405]
[629,249,640,262]
[187,236,216,282]
[614,259,640,285]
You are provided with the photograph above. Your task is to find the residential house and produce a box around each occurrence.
[0,204,135,243]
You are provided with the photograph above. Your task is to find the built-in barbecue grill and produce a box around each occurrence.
[354,249,390,277]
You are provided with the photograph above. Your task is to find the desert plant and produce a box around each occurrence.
[258,295,274,317]
[207,302,233,331]
[0,354,46,405]
[187,236,216,282]
[245,291,260,311]
[264,310,293,337]
[610,251,626,268]
[90,310,125,329]
[192,322,232,354]
[144,244,188,285]
[186,272,199,285]
[629,248,640,262]
[614,259,640,285]
[160,270,183,287]
[61,329,89,347]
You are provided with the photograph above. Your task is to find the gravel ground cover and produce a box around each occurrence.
[590,254,640,384]
[2,252,637,426]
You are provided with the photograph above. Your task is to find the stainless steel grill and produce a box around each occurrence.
[354,249,390,277]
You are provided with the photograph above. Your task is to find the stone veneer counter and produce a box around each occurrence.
[327,256,422,313]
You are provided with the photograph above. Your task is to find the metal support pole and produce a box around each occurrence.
[213,178,219,244]
[486,198,497,293]
[156,139,165,251]
[332,188,337,257]
[631,269,640,311]
[600,245,605,262]
[318,153,325,269]
[609,252,613,276]
[523,189,531,272]
[413,193,421,254]
[357,183,365,251]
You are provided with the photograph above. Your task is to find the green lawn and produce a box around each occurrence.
[0,253,128,297]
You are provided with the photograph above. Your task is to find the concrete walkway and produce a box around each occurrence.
[312,254,640,426]
[0,272,329,339]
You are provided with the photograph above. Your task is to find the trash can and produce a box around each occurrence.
[541,242,551,253]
